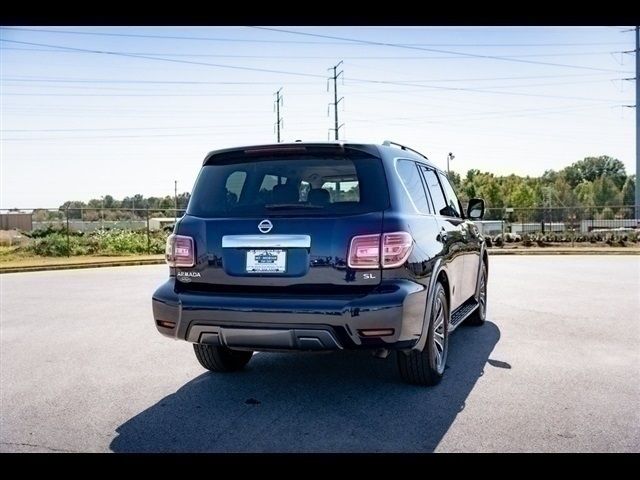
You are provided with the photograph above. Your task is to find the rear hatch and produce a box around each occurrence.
[175,144,389,294]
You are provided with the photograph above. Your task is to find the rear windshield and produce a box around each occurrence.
[187,151,389,217]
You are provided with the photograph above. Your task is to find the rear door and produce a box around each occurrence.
[419,166,467,310]
[176,145,389,292]
[436,170,480,302]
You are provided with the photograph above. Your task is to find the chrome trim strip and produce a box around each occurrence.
[222,234,311,248]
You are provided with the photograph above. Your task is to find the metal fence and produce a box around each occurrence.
[1,205,638,255]
[482,205,639,238]
[0,208,186,256]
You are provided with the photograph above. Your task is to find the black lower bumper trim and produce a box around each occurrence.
[187,325,343,351]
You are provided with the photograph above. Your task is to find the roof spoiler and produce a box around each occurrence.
[202,142,379,166]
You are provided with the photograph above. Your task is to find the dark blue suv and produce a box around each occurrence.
[152,141,488,386]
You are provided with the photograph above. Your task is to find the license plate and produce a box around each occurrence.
[246,249,286,273]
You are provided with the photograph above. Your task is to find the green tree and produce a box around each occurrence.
[509,183,536,209]
[59,200,86,219]
[552,177,578,207]
[562,155,627,189]
[592,176,621,207]
[103,195,115,208]
[447,171,462,191]
[621,175,635,206]
[574,182,595,208]
[541,169,559,185]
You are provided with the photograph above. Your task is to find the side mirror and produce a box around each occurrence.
[467,198,485,220]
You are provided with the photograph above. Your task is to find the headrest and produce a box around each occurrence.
[272,183,299,203]
[308,188,331,205]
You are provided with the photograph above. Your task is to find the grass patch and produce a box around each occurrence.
[0,254,165,270]
[17,228,169,257]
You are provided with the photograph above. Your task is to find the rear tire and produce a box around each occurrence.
[193,344,253,372]
[397,282,449,386]
[466,262,487,326]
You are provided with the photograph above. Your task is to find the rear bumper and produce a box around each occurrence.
[152,278,427,351]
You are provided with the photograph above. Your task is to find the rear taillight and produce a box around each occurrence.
[382,232,413,268]
[165,234,195,267]
[348,234,380,269]
[348,231,413,269]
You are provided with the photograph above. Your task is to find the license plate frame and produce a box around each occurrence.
[245,249,287,273]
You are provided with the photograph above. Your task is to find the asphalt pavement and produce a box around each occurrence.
[1,256,638,452]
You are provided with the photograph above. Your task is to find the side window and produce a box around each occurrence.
[224,171,246,204]
[420,167,448,216]
[396,159,432,214]
[437,171,462,218]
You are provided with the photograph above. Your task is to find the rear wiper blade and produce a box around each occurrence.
[264,203,324,210]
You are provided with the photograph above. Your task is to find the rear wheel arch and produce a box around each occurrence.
[482,250,489,277]
[414,258,448,352]
[436,269,451,310]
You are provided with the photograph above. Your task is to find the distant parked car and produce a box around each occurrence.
[152,141,488,386]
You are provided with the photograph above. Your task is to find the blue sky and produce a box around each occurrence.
[0,26,636,207]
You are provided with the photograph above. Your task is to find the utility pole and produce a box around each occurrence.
[635,26,640,220]
[328,61,344,140]
[447,152,455,175]
[174,180,178,224]
[274,88,283,143]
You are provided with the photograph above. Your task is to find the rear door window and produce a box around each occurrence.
[420,167,449,216]
[396,159,432,214]
[437,171,462,218]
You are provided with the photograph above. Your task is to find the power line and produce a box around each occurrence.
[346,102,624,124]
[249,26,631,73]
[0,82,627,103]
[0,27,349,44]
[0,76,319,85]
[0,39,328,79]
[0,40,631,107]
[1,71,623,85]
[1,27,631,47]
[1,78,619,95]
[1,92,281,97]
[1,124,293,133]
[0,45,624,59]
[343,77,628,103]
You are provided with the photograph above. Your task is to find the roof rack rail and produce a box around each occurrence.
[382,140,429,160]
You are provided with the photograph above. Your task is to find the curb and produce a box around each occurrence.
[488,249,639,255]
[2,249,638,274]
[0,258,165,274]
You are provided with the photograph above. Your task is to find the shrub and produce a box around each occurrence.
[88,229,167,255]
[26,225,68,239]
[90,229,146,254]
[21,228,168,257]
[27,233,88,256]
